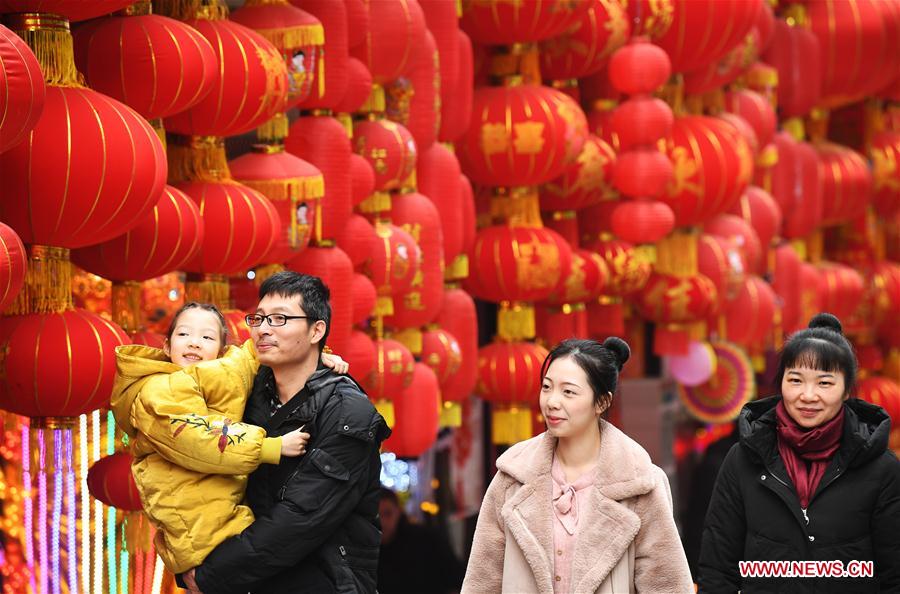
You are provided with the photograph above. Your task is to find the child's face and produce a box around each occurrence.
[164,308,224,367]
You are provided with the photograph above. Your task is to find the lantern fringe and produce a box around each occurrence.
[254,264,285,285]
[167,136,232,183]
[806,109,829,143]
[241,174,324,202]
[252,22,324,51]
[184,275,230,309]
[444,254,469,281]
[439,401,462,428]
[153,0,228,20]
[360,84,386,114]
[491,405,533,446]
[374,400,395,428]
[783,117,806,142]
[655,231,697,277]
[6,15,84,88]
[148,119,167,152]
[489,44,541,86]
[359,192,393,215]
[336,113,354,138]
[375,295,394,317]
[497,302,536,342]
[391,328,423,356]
[491,188,543,228]
[8,246,73,315]
[256,113,290,144]
[112,281,144,334]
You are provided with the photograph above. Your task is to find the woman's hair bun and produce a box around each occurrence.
[602,337,631,371]
[808,312,843,335]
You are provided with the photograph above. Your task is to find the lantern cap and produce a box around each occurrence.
[359,84,386,115]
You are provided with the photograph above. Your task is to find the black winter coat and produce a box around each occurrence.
[698,396,900,593]
[195,366,391,594]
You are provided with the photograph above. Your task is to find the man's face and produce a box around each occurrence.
[251,293,323,368]
[379,498,401,544]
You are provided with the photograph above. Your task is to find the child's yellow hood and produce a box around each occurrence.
[110,344,181,438]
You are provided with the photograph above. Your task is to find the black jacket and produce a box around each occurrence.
[195,366,391,594]
[698,396,900,593]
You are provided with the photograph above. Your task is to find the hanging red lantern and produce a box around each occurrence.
[354,115,417,193]
[771,243,802,336]
[0,86,166,248]
[816,142,872,226]
[438,29,472,143]
[725,88,776,148]
[359,222,421,317]
[71,185,203,281]
[230,0,324,108]
[0,309,129,417]
[460,0,590,45]
[287,244,353,356]
[584,237,652,298]
[130,330,165,349]
[457,84,588,187]
[609,96,673,152]
[360,337,415,401]
[385,29,440,151]
[293,0,347,110]
[634,271,718,356]
[545,249,607,307]
[540,135,617,212]
[349,0,426,84]
[336,214,379,269]
[345,0,368,49]
[222,310,252,346]
[421,327,462,384]
[857,376,900,449]
[383,362,440,458]
[761,19,821,118]
[539,0,629,81]
[459,174,477,256]
[72,12,216,120]
[87,452,143,511]
[286,114,352,241]
[351,273,376,326]
[477,340,548,444]
[229,147,324,264]
[767,132,822,239]
[345,330,376,385]
[349,153,376,208]
[682,28,761,95]
[727,185,782,252]
[0,222,26,313]
[610,200,676,245]
[720,275,777,350]
[871,131,900,217]
[611,146,673,198]
[718,113,759,156]
[0,23,45,154]
[334,57,373,114]
[0,1,133,21]
[420,0,458,128]
[817,262,865,321]
[608,36,670,95]
[705,214,764,275]
[698,233,746,311]
[417,143,464,267]
[435,287,478,407]
[163,18,287,137]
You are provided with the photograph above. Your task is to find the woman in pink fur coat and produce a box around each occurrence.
[462,337,693,594]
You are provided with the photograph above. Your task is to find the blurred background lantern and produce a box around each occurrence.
[0,222,26,313]
[361,222,421,317]
[667,340,717,387]
[350,0,426,85]
[382,362,440,458]
[351,273,377,327]
[434,287,478,426]
[540,135,617,212]
[417,143,465,271]
[438,29,473,143]
[294,0,348,110]
[360,337,416,427]
[87,452,143,512]
[0,23,45,153]
[539,0,629,82]
[460,0,590,45]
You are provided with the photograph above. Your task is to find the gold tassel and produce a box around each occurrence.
[375,295,394,317]
[111,281,144,334]
[375,400,395,428]
[806,108,829,143]
[806,229,824,263]
[8,245,73,315]
[256,112,290,145]
[444,254,469,282]
[121,1,152,16]
[784,3,809,28]
[184,274,230,309]
[497,302,536,342]
[657,74,685,116]
[153,0,228,20]
[360,84,386,114]
[489,44,541,86]
[783,117,806,142]
[391,328,423,356]
[6,14,84,88]
[439,401,462,428]
[336,113,354,138]
[654,230,698,277]
[148,119,167,152]
[250,22,324,51]
[254,264,285,285]
[317,45,326,99]
[166,135,232,183]
[491,405,533,446]
[491,187,543,228]
[359,191,393,215]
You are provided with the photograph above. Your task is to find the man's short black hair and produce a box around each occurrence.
[259,271,331,351]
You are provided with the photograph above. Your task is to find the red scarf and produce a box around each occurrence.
[775,400,844,508]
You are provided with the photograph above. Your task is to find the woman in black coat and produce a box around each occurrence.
[698,313,900,593]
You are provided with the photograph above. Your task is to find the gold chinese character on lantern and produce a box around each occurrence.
[481,122,510,155]
[873,147,900,191]
[669,146,702,196]
[513,121,546,155]
[516,239,558,291]
[404,291,424,311]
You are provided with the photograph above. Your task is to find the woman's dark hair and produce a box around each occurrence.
[259,271,331,351]
[774,313,857,396]
[540,337,631,412]
[165,302,228,346]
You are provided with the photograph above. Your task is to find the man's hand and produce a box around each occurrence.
[321,352,349,375]
[280,428,310,457]
[183,569,203,593]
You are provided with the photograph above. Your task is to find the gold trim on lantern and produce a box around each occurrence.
[439,401,463,428]
[251,22,324,52]
[167,135,232,183]
[9,245,73,315]
[184,274,230,309]
[4,13,84,88]
[153,0,228,20]
[359,84,386,115]
[148,119,167,152]
[491,405,533,445]
[111,281,145,334]
[336,113,354,138]
[497,301,536,342]
[374,400,395,428]
[241,172,324,202]
[359,191,393,215]
[391,328,423,356]
[783,117,806,142]
[444,254,469,282]
[491,187,543,228]
[256,112,290,144]
[654,230,698,277]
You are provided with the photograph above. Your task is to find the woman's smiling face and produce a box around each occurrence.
[540,356,602,438]
[781,366,847,429]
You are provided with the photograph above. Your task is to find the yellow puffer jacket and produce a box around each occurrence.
[110,340,281,574]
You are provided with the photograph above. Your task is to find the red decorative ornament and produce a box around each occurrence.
[634,272,718,355]
[287,244,353,356]
[351,273,376,325]
[0,309,129,417]
[73,13,216,120]
[435,287,478,404]
[539,0,630,81]
[540,135,616,212]
[349,0,426,85]
[362,222,421,314]
[725,88,777,148]
[438,29,472,143]
[344,0,368,49]
[718,112,759,156]
[704,214,763,275]
[761,20,821,118]
[72,185,203,281]
[0,1,133,21]
[336,214,379,269]
[130,330,165,349]
[720,275,777,349]
[609,96,673,152]
[771,243,802,334]
[865,261,900,325]
[360,337,415,401]
[293,0,347,110]
[383,362,440,458]
[767,132,822,239]
[682,28,761,95]
[612,147,673,198]
[698,233,745,311]
[460,0,590,45]
[857,376,900,449]
[87,452,143,511]
[457,84,588,187]
[608,37,671,95]
[816,142,873,226]
[476,340,548,404]
[727,185,782,252]
[0,222,26,313]
[545,249,607,306]
[584,237,651,297]
[610,200,675,245]
[349,153,376,207]
[417,143,464,266]
[334,57,373,114]
[0,24,44,153]
[385,29,439,151]
[353,117,417,192]
[817,262,865,321]
[164,18,287,137]
[421,327,462,384]
[871,131,900,217]
[420,0,458,129]
[345,330,376,384]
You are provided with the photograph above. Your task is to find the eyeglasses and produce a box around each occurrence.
[244,313,309,327]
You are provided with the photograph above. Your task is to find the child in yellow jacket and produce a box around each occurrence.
[110,302,346,575]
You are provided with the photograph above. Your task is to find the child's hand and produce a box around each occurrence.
[280,428,310,457]
[322,351,349,375]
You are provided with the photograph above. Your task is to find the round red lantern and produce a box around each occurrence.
[771,243,802,335]
[545,249,608,306]
[682,28,761,95]
[435,288,478,405]
[438,29,473,143]
[761,19,821,118]
[72,13,216,120]
[0,23,44,153]
[698,233,746,310]
[420,0,458,126]
[383,362,440,458]
[539,0,630,81]
[0,86,166,248]
[334,57,373,114]
[857,376,900,449]
[0,309,129,417]
[345,330,376,385]
[477,340,548,443]
[609,96,674,152]
[287,244,353,356]
[0,222,25,313]
[72,185,203,281]
[349,0,426,84]
[610,200,676,245]
[351,273,376,326]
[725,88,776,148]
[0,1,133,21]
[362,222,421,316]
[817,262,865,321]
[460,0,590,45]
[178,181,279,275]
[704,214,764,275]
[361,337,415,402]
[584,237,652,297]
[336,214,379,269]
[421,327,462,384]
[612,147,673,198]
[349,153,376,207]
[540,135,617,212]
[344,0,368,49]
[417,143,464,266]
[294,0,347,110]
[608,36,670,95]
[353,116,417,192]
[456,84,588,187]
[720,275,777,349]
[727,185,782,251]
[459,174,477,256]
[87,452,143,511]
[286,114,352,241]
[816,142,872,226]
[871,131,900,217]
[385,29,439,151]
[634,272,719,355]
[768,132,822,238]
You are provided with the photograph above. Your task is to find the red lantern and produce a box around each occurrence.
[72,13,216,120]
[71,185,203,281]
[287,244,353,356]
[421,327,462,384]
[817,262,865,321]
[351,273,376,325]
[772,243,802,335]
[634,273,718,355]
[612,147,673,198]
[222,310,252,346]
[816,142,872,226]
[0,23,44,153]
[353,117,417,192]
[286,114,352,241]
[545,249,607,306]
[130,330,165,349]
[336,214,379,269]
[608,37,670,95]
[460,0,590,45]
[767,132,822,238]
[476,341,547,404]
[539,0,629,81]
[362,222,421,315]
[229,147,324,264]
[293,0,348,110]
[334,57,373,114]
[420,0,458,130]
[540,135,616,212]
[345,330,376,384]
[682,28,761,95]
[349,153,376,207]
[662,116,754,227]
[383,362,440,457]
[0,86,166,248]
[0,1,133,21]
[584,237,652,298]
[0,309,129,417]
[725,88,776,148]
[609,96,673,152]
[610,200,676,245]
[720,275,777,349]
[727,186,782,252]
[360,337,415,401]
[178,181,279,275]
[460,174,477,256]
[761,20,821,118]
[87,452,143,511]
[866,262,900,325]
[438,29,472,143]
[705,214,763,275]
[435,288,478,404]
[857,376,900,449]
[457,84,588,187]
[386,29,439,151]
[871,131,900,217]
[349,0,426,84]
[0,222,26,313]
[345,0,368,49]
[698,233,745,311]
[164,18,287,137]
[417,143,464,266]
